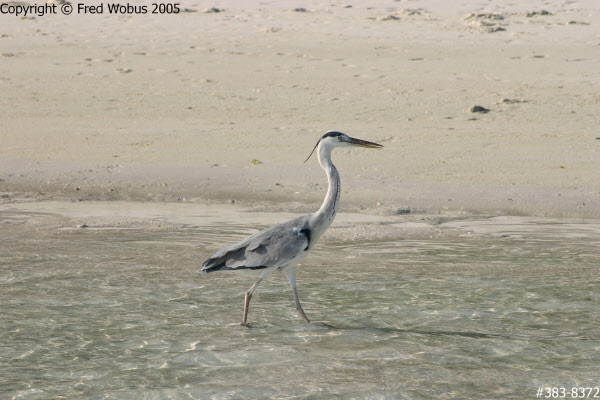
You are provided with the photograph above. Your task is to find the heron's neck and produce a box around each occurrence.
[312,144,340,233]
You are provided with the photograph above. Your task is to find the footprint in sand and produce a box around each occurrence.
[463,12,507,33]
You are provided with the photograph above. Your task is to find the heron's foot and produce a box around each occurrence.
[297,307,310,323]
[241,322,252,328]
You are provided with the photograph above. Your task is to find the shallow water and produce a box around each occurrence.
[1,202,599,399]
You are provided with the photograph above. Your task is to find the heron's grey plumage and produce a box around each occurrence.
[202,215,312,272]
[201,131,382,325]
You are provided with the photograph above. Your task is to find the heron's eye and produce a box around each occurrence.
[338,136,343,141]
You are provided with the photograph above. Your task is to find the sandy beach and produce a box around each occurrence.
[1,0,599,218]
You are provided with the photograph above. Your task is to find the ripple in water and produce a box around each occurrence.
[1,204,599,399]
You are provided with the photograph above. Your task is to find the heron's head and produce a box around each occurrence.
[304,131,383,162]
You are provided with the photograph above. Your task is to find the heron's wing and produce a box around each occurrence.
[202,216,312,273]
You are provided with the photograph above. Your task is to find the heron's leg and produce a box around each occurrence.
[242,278,261,326]
[242,269,272,326]
[284,267,310,323]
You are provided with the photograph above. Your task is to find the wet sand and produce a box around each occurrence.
[1,0,599,217]
[2,200,598,244]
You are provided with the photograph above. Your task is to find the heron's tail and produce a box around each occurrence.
[201,254,227,274]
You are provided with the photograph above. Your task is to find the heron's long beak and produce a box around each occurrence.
[348,137,383,148]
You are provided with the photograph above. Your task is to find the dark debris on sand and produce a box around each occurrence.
[470,105,490,113]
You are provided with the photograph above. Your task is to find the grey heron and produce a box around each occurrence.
[202,131,383,325]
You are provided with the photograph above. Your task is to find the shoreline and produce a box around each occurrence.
[1,159,598,219]
[3,199,599,243]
